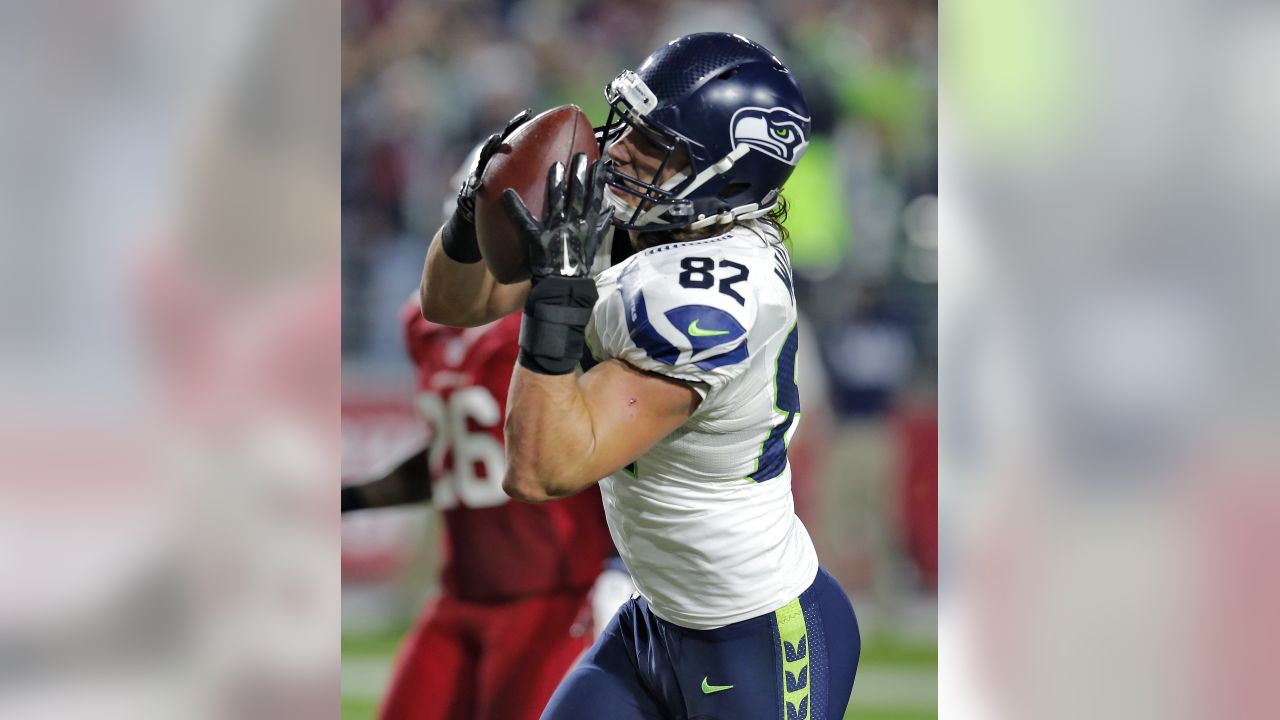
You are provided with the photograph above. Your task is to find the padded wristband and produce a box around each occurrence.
[518,276,599,375]
[440,211,482,264]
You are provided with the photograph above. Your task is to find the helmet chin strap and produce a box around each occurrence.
[631,168,691,226]
[634,144,752,228]
[687,202,771,230]
[603,161,693,227]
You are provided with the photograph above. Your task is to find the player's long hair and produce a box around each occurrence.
[634,193,791,250]
[757,194,791,246]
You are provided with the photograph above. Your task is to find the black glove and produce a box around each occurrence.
[503,153,611,281]
[502,153,612,374]
[441,109,532,263]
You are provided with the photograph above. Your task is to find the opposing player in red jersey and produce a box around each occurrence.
[343,297,620,720]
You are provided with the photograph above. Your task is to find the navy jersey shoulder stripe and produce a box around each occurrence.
[773,245,794,302]
[750,323,800,483]
[617,254,752,371]
[619,263,681,364]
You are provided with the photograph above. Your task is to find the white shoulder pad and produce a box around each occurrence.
[599,239,759,391]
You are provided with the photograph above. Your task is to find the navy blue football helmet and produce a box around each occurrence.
[598,32,811,232]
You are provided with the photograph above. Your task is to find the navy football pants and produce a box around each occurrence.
[540,567,859,720]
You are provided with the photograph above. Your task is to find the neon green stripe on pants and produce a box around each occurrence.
[775,598,810,719]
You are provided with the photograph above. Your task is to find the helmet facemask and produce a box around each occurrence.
[597,71,699,232]
[597,51,801,234]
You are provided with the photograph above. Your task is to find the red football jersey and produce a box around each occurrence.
[402,300,612,602]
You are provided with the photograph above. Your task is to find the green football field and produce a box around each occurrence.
[341,629,937,719]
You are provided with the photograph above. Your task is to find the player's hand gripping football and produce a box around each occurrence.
[506,153,610,375]
[454,109,532,224]
[501,153,610,281]
[442,109,532,264]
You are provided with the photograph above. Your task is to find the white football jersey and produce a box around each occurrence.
[585,223,819,630]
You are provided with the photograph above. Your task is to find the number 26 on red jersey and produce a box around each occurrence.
[415,387,508,510]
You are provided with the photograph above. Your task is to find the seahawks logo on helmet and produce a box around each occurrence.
[729,107,810,165]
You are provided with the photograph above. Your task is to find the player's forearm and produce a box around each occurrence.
[342,448,431,512]
[419,229,499,327]
[503,368,601,503]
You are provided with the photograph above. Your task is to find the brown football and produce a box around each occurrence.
[475,105,600,284]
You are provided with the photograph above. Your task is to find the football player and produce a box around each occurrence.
[342,125,628,720]
[420,33,859,720]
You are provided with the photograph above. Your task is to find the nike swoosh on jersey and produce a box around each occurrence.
[688,319,731,337]
[701,677,734,694]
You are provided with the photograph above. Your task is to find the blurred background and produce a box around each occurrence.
[0,1,339,719]
[339,0,938,718]
[941,1,1280,718]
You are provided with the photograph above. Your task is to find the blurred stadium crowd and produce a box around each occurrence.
[342,0,937,375]
[340,0,938,716]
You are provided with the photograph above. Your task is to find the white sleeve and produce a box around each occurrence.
[596,252,757,397]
